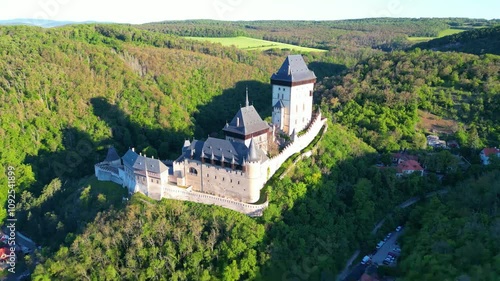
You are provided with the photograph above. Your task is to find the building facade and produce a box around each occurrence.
[271,55,316,135]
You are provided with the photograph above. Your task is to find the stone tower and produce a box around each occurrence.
[244,138,262,203]
[271,54,316,135]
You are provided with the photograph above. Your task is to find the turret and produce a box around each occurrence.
[245,138,261,203]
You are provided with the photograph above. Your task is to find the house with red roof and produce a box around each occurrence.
[480,147,500,165]
[396,160,424,177]
[0,247,13,261]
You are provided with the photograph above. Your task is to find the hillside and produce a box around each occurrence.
[0,24,284,222]
[1,21,499,281]
[317,49,500,152]
[141,18,500,51]
[412,26,500,55]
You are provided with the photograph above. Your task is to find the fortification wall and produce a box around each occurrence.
[162,184,268,217]
[267,114,326,179]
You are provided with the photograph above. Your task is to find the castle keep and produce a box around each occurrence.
[95,55,327,215]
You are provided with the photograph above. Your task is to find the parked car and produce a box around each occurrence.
[393,246,401,254]
[384,233,392,241]
[396,226,403,232]
[361,255,371,265]
[376,241,385,249]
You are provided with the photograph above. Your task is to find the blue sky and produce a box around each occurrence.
[1,0,499,24]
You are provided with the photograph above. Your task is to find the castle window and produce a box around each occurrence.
[207,173,209,177]
[222,177,225,181]
[237,181,240,184]
[189,167,198,175]
[215,176,217,179]
[230,179,233,183]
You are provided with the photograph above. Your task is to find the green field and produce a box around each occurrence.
[185,36,327,52]
[408,28,466,42]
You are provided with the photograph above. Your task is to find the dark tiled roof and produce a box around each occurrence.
[104,147,120,162]
[273,100,285,108]
[271,54,316,83]
[223,105,270,137]
[122,149,169,174]
[177,137,267,165]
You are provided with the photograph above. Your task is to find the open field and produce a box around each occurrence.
[408,28,466,42]
[417,110,458,134]
[185,36,327,52]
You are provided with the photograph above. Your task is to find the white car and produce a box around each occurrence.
[395,226,403,232]
[376,241,385,249]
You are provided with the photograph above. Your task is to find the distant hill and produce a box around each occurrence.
[412,26,500,55]
[0,18,99,28]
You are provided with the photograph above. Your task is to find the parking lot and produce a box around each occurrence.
[371,228,403,265]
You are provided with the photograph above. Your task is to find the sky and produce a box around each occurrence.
[1,0,499,24]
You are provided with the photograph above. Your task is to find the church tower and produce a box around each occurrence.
[271,55,316,135]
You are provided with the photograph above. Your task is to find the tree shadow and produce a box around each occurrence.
[193,80,272,139]
[255,142,479,281]
[308,62,348,81]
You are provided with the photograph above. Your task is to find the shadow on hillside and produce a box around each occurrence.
[193,80,272,139]
[17,80,270,251]
[308,62,348,80]
[254,142,483,281]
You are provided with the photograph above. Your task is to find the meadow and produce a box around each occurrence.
[408,28,466,42]
[185,36,327,52]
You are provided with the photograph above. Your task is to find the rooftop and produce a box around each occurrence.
[122,149,169,174]
[177,137,268,166]
[270,54,316,83]
[482,147,500,157]
[104,146,120,162]
[397,160,424,173]
[223,105,270,137]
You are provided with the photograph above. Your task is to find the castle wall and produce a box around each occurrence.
[267,113,326,179]
[162,184,268,217]
[173,160,256,203]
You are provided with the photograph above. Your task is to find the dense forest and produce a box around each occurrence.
[398,170,500,280]
[0,19,499,280]
[317,49,500,152]
[140,18,500,51]
[413,26,500,55]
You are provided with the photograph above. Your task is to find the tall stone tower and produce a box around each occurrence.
[271,55,316,135]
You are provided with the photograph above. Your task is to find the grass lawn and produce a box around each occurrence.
[407,28,466,42]
[185,36,327,53]
[77,175,128,207]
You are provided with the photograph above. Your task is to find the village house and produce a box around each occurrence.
[480,147,500,165]
[396,160,424,177]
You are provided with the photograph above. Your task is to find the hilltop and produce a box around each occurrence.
[412,26,500,55]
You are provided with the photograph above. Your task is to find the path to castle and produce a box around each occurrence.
[336,189,448,281]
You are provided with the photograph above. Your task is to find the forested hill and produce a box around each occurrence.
[140,18,499,51]
[413,26,500,55]
[0,24,285,222]
[317,49,500,152]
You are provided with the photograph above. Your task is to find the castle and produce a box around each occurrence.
[95,55,327,216]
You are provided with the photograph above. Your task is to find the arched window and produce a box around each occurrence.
[189,167,198,175]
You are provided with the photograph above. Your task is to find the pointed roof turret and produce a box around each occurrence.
[104,146,120,163]
[245,86,249,107]
[247,138,259,162]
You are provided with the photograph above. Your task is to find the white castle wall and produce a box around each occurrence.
[265,113,326,180]
[162,184,268,217]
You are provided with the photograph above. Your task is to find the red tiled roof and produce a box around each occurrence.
[482,148,500,157]
[397,160,424,173]
[0,247,12,260]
